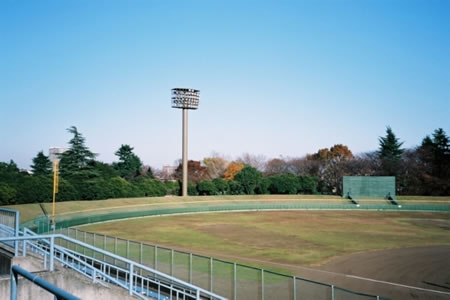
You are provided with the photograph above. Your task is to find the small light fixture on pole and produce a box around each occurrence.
[171,88,200,196]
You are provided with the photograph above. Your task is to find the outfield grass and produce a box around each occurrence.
[4,194,450,223]
[80,210,450,268]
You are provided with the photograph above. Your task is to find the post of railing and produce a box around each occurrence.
[43,250,47,270]
[196,289,200,300]
[155,245,158,270]
[103,235,106,261]
[10,268,18,300]
[75,228,78,252]
[50,236,55,271]
[234,263,237,300]
[140,242,143,264]
[261,269,264,300]
[126,240,130,259]
[114,237,118,265]
[210,257,213,292]
[129,263,134,296]
[171,249,174,276]
[22,238,27,257]
[14,210,20,256]
[293,276,296,300]
[83,231,86,256]
[189,253,193,284]
[331,285,335,300]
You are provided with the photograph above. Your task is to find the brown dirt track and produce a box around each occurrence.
[308,246,450,300]
[196,245,450,300]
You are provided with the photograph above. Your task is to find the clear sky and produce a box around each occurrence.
[1,0,449,170]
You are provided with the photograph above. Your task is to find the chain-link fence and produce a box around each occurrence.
[55,227,388,300]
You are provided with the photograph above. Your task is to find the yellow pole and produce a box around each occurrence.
[52,160,59,225]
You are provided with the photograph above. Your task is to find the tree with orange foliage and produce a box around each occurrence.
[307,144,354,194]
[223,162,244,181]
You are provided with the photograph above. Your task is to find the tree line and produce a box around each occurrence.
[171,127,449,196]
[0,126,449,205]
[0,126,166,205]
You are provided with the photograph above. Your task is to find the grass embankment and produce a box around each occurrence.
[80,210,450,269]
[5,195,344,222]
[3,194,450,223]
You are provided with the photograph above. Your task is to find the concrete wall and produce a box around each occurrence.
[0,256,135,300]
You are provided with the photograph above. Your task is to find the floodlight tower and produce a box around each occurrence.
[171,88,200,197]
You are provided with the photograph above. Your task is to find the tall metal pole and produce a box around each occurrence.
[182,108,188,197]
[171,88,199,197]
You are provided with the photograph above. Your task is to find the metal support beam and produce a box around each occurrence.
[261,269,264,300]
[234,263,237,300]
[49,236,54,271]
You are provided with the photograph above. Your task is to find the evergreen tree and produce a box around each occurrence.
[378,126,404,160]
[59,126,96,177]
[422,128,450,179]
[378,126,404,176]
[113,144,143,179]
[31,151,52,176]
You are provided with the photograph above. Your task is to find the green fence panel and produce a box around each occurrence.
[156,246,172,276]
[173,250,190,283]
[212,259,234,300]
[264,270,294,300]
[192,254,211,292]
[114,238,128,269]
[93,233,104,260]
[142,244,155,269]
[84,232,95,258]
[343,176,395,198]
[128,240,140,263]
[236,264,261,300]
[334,286,378,300]
[296,278,331,300]
[103,235,116,265]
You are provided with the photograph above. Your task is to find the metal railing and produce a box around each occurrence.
[10,265,80,300]
[0,208,20,255]
[0,230,227,300]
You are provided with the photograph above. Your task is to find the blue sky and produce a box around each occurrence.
[1,0,449,170]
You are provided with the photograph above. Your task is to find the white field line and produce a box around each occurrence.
[289,265,450,296]
[345,275,450,295]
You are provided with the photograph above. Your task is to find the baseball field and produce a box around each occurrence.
[6,195,450,299]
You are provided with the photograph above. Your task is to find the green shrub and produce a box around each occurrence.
[212,178,228,194]
[227,180,243,195]
[268,173,299,194]
[197,180,217,195]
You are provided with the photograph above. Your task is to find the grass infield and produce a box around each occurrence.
[79,210,450,269]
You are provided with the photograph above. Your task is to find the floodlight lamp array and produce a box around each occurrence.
[171,88,200,109]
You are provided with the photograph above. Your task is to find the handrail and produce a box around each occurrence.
[10,265,80,300]
[0,233,228,300]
